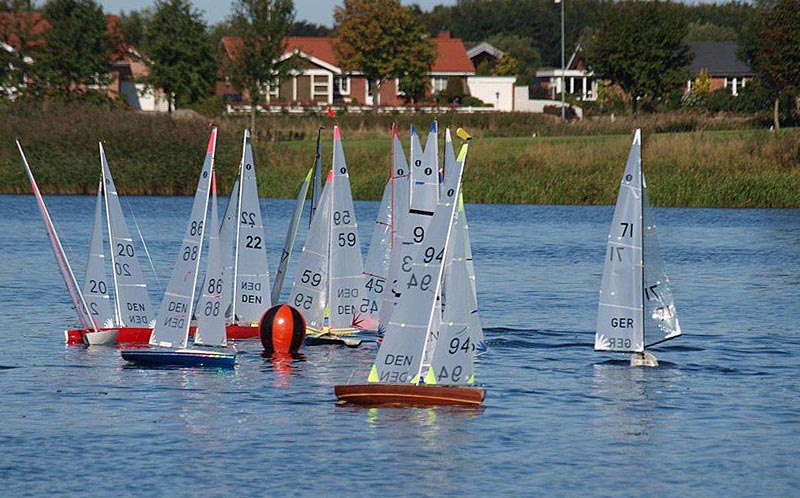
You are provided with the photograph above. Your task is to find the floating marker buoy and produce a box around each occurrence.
[259,304,306,354]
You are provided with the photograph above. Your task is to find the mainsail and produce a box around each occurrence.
[149,128,216,348]
[231,130,272,324]
[289,173,332,331]
[195,173,227,346]
[219,178,239,321]
[368,138,468,384]
[360,166,392,330]
[82,183,114,329]
[328,126,365,330]
[100,143,153,327]
[378,125,412,328]
[272,167,313,304]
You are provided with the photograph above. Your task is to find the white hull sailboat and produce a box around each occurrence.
[594,129,682,367]
[335,128,484,407]
[289,126,366,347]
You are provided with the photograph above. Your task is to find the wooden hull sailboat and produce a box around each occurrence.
[335,384,484,407]
[336,128,485,406]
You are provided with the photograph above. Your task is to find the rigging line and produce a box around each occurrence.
[124,196,162,296]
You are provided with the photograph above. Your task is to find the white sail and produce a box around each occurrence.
[595,130,645,352]
[641,175,682,346]
[232,130,272,324]
[289,173,332,331]
[360,167,392,331]
[272,167,313,304]
[459,193,486,352]
[368,137,468,385]
[219,178,239,321]
[195,173,226,346]
[328,126,365,331]
[411,120,440,214]
[378,125,411,329]
[18,141,95,331]
[82,182,114,329]
[149,128,216,348]
[100,143,153,328]
[427,204,476,385]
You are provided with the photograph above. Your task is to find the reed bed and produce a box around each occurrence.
[1,103,797,207]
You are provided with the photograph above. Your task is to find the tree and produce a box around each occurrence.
[119,9,151,48]
[0,1,40,100]
[487,34,540,85]
[34,0,112,101]
[742,0,800,130]
[226,0,295,133]
[586,0,692,113]
[491,53,518,77]
[143,0,215,113]
[334,0,436,110]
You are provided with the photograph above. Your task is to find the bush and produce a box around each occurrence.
[460,95,487,107]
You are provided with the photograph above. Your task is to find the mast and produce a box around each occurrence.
[18,140,96,332]
[638,130,646,348]
[310,126,324,227]
[231,131,247,323]
[101,144,122,325]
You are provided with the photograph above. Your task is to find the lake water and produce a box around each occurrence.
[0,194,798,497]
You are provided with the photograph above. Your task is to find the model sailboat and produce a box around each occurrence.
[594,129,682,367]
[122,127,235,368]
[289,126,366,346]
[18,141,99,340]
[19,141,154,346]
[335,129,484,406]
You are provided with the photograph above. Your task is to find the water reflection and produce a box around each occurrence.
[261,352,306,388]
[591,360,683,443]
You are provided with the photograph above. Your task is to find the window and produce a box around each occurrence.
[266,78,279,100]
[395,77,405,96]
[432,76,448,93]
[334,75,350,95]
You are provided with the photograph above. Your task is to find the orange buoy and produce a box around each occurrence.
[259,304,306,354]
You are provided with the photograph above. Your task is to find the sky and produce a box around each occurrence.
[97,0,456,27]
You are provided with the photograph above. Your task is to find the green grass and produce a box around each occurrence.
[1,103,798,207]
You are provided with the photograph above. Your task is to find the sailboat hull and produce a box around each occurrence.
[65,327,153,345]
[120,349,236,368]
[225,324,261,340]
[334,384,485,407]
[65,324,258,345]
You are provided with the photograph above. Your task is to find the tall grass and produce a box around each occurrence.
[1,103,797,207]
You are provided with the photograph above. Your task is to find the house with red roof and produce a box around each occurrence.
[217,31,475,107]
[0,12,167,111]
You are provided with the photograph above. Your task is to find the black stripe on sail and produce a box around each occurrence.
[409,209,434,216]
